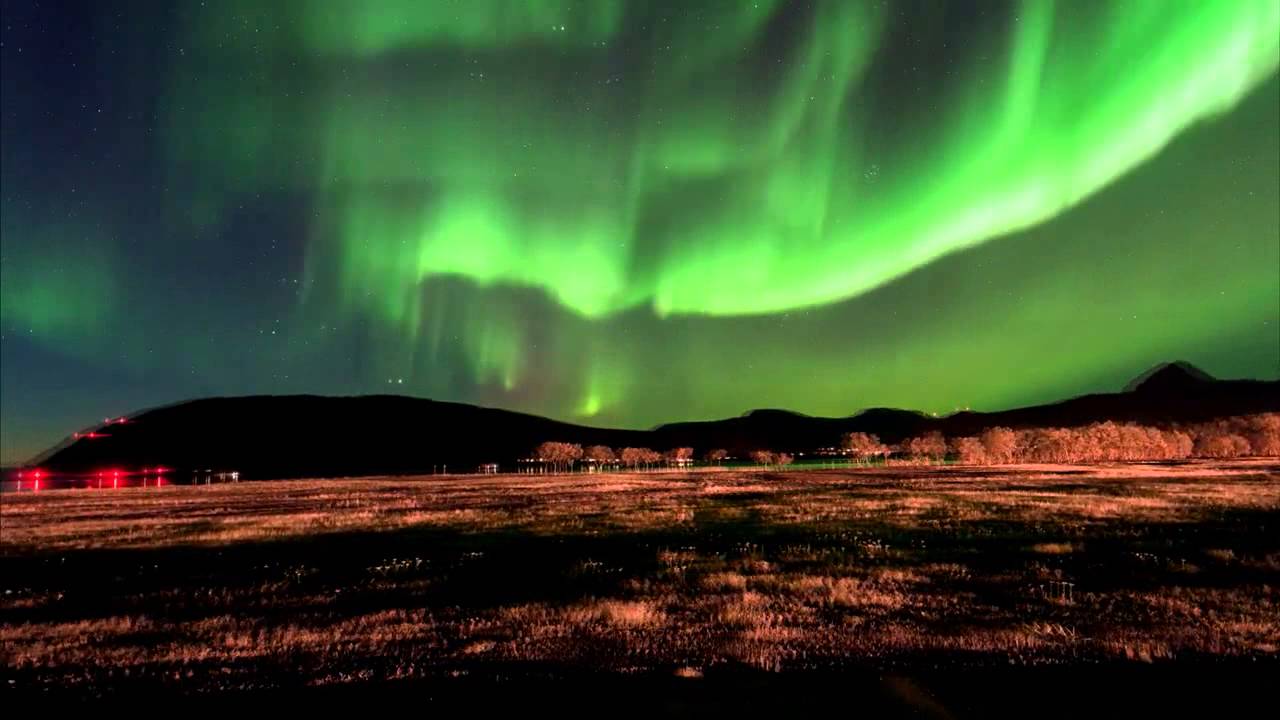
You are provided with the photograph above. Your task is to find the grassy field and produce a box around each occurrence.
[2,460,1278,712]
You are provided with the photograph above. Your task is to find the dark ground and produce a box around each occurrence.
[3,463,1278,716]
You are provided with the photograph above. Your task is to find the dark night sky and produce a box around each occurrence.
[2,0,1278,464]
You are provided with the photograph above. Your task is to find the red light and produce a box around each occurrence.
[155,466,169,474]
[32,469,44,479]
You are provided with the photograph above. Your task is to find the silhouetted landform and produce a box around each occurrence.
[25,362,1280,479]
[1122,360,1215,393]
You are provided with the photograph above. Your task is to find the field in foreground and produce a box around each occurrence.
[3,461,1278,713]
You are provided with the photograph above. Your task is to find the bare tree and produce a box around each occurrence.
[942,416,1276,466]
[534,441,584,473]
[620,447,643,470]
[1243,413,1280,456]
[621,447,661,470]
[585,445,616,472]
[662,446,694,469]
[980,427,1018,464]
[750,450,775,467]
[950,436,987,464]
[643,448,663,468]
[842,432,888,463]
[1020,428,1073,463]
[1165,429,1196,459]
[903,432,947,462]
[704,448,729,466]
[565,443,584,472]
[1193,433,1251,459]
[534,441,559,473]
[775,452,794,467]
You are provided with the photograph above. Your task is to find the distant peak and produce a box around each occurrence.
[1125,361,1214,393]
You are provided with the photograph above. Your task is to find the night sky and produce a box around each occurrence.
[2,1,1278,464]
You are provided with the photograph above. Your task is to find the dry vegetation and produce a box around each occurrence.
[2,460,1278,697]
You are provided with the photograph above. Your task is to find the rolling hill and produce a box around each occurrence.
[23,362,1280,479]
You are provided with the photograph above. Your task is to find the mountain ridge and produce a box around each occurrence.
[21,364,1280,479]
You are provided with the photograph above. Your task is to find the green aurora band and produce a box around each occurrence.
[166,0,1280,319]
[161,0,1280,420]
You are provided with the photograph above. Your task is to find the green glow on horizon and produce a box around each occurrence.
[0,218,118,343]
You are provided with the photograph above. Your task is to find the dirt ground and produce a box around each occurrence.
[2,460,1277,713]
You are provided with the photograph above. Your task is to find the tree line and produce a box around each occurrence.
[884,414,1280,465]
[533,442,696,472]
[529,413,1279,473]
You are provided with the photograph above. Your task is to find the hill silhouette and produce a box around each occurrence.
[1123,361,1215,393]
[24,364,1280,479]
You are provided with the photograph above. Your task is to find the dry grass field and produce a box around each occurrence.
[3,460,1278,712]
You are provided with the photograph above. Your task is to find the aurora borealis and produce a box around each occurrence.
[2,0,1278,463]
